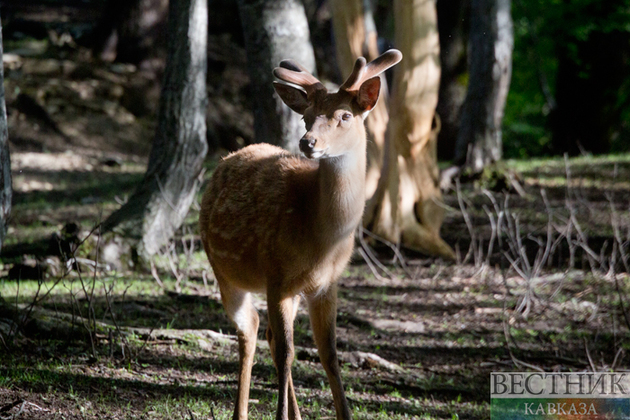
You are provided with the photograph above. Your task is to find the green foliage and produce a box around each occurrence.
[504,0,630,158]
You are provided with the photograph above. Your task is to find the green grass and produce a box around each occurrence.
[13,172,144,211]
[506,152,630,173]
[0,274,165,303]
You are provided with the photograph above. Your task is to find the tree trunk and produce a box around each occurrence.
[364,0,455,260]
[331,0,390,198]
[101,0,208,261]
[91,0,169,64]
[237,0,316,154]
[0,14,12,253]
[436,0,470,161]
[452,0,513,172]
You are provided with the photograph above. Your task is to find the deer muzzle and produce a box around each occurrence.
[300,135,326,159]
[299,136,316,152]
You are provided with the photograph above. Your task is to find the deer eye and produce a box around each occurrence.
[341,112,352,121]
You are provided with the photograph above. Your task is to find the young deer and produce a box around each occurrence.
[199,49,402,420]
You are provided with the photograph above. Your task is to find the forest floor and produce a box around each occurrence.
[2,2,630,419]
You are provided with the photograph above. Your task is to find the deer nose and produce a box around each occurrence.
[299,136,317,153]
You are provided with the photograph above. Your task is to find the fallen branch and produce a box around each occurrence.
[1,303,405,374]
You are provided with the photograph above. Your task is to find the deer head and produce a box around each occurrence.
[272,49,403,159]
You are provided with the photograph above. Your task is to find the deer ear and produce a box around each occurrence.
[274,82,310,114]
[355,76,381,112]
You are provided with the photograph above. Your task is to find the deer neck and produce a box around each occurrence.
[314,138,367,244]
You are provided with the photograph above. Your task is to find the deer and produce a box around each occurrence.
[198,49,402,420]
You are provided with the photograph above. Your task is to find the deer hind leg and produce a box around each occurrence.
[306,284,352,420]
[217,279,259,420]
[266,293,302,420]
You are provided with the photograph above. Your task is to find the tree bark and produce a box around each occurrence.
[237,0,316,154]
[0,14,12,253]
[330,0,390,198]
[91,0,169,64]
[452,0,513,172]
[436,0,470,161]
[364,0,455,260]
[101,0,208,261]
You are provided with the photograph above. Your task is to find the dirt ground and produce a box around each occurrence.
[2,2,630,419]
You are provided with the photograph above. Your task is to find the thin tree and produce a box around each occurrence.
[436,0,470,161]
[91,0,168,64]
[448,0,513,177]
[102,0,208,261]
[0,13,11,253]
[237,0,316,154]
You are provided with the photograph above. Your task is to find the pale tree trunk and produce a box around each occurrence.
[364,0,455,260]
[452,0,513,172]
[0,14,11,253]
[102,0,208,261]
[331,0,389,198]
[237,0,315,154]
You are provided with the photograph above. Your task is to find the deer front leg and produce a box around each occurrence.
[217,281,259,420]
[306,283,352,420]
[267,294,302,420]
[267,293,301,420]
